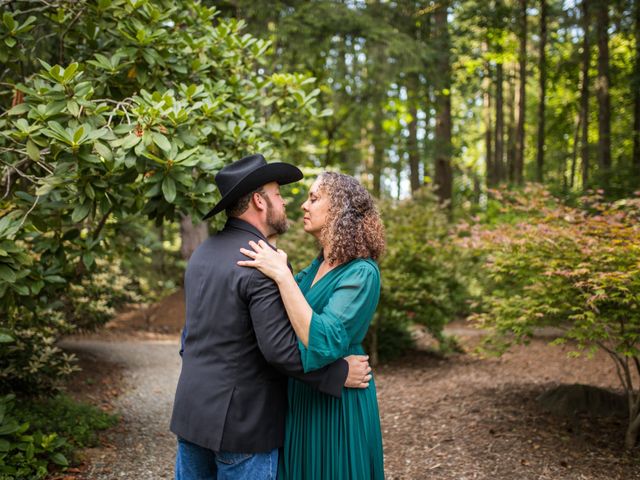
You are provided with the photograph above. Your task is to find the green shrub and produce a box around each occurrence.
[464,185,640,448]
[13,394,118,451]
[66,257,143,330]
[0,313,78,395]
[364,312,415,362]
[0,0,323,393]
[0,394,58,480]
[378,189,473,348]
[0,393,116,479]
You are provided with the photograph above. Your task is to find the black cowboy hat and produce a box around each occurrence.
[203,154,303,219]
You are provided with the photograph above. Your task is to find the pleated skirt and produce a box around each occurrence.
[279,375,385,479]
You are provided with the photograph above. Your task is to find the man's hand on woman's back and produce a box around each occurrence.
[344,355,372,388]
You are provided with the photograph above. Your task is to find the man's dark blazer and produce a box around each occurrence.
[170,218,348,453]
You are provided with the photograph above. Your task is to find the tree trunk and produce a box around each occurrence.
[515,0,527,184]
[421,13,433,186]
[595,0,612,187]
[423,82,433,185]
[434,1,453,205]
[494,59,505,184]
[580,0,591,189]
[154,223,165,275]
[180,214,209,261]
[372,113,384,198]
[626,412,640,449]
[624,365,640,449]
[484,42,495,187]
[570,111,581,189]
[407,72,421,193]
[369,27,386,198]
[473,173,482,204]
[633,0,640,177]
[494,0,505,186]
[507,66,517,183]
[396,159,403,200]
[536,0,547,183]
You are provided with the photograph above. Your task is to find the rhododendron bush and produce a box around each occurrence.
[0,0,323,394]
[461,185,640,448]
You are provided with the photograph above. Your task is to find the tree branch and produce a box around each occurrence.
[621,355,637,421]
[58,5,85,64]
[0,157,37,188]
[16,195,40,232]
[92,205,115,240]
[599,342,630,393]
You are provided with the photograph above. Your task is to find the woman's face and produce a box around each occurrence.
[301,178,330,240]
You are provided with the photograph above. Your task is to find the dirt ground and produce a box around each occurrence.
[64,290,640,479]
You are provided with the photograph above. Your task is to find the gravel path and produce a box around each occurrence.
[60,332,640,480]
[61,338,181,479]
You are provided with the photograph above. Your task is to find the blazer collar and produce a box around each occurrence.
[226,217,292,271]
[225,217,271,245]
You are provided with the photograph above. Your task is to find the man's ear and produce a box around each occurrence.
[251,191,266,212]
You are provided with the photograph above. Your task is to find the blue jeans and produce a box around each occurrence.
[175,437,278,480]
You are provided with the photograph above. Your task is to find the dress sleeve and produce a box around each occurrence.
[299,261,380,372]
[294,265,311,284]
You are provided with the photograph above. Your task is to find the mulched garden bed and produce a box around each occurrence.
[378,340,639,479]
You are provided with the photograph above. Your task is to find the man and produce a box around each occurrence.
[170,154,371,479]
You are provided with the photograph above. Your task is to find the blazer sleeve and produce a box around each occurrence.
[245,268,348,398]
[179,326,186,357]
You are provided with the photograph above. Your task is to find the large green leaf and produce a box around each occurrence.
[42,121,72,144]
[44,275,66,284]
[94,141,113,161]
[152,132,171,152]
[12,284,29,296]
[7,103,29,116]
[0,265,16,283]
[62,62,79,82]
[162,176,177,203]
[51,452,69,466]
[26,139,40,161]
[82,252,94,269]
[2,12,16,31]
[120,133,141,150]
[0,421,20,436]
[71,202,91,223]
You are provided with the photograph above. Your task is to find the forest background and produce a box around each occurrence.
[0,0,639,478]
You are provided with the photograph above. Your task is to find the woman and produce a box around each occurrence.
[238,171,385,479]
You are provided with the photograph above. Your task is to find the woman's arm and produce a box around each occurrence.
[238,240,313,346]
[272,271,313,346]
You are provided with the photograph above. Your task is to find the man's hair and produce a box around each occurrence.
[225,186,266,218]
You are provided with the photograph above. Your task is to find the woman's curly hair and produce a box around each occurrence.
[318,172,385,265]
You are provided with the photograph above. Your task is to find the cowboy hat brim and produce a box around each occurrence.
[203,162,302,219]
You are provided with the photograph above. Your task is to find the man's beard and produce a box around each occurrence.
[265,197,289,235]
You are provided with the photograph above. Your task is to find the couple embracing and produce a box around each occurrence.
[171,154,385,479]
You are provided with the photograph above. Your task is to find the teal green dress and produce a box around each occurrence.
[279,256,385,479]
